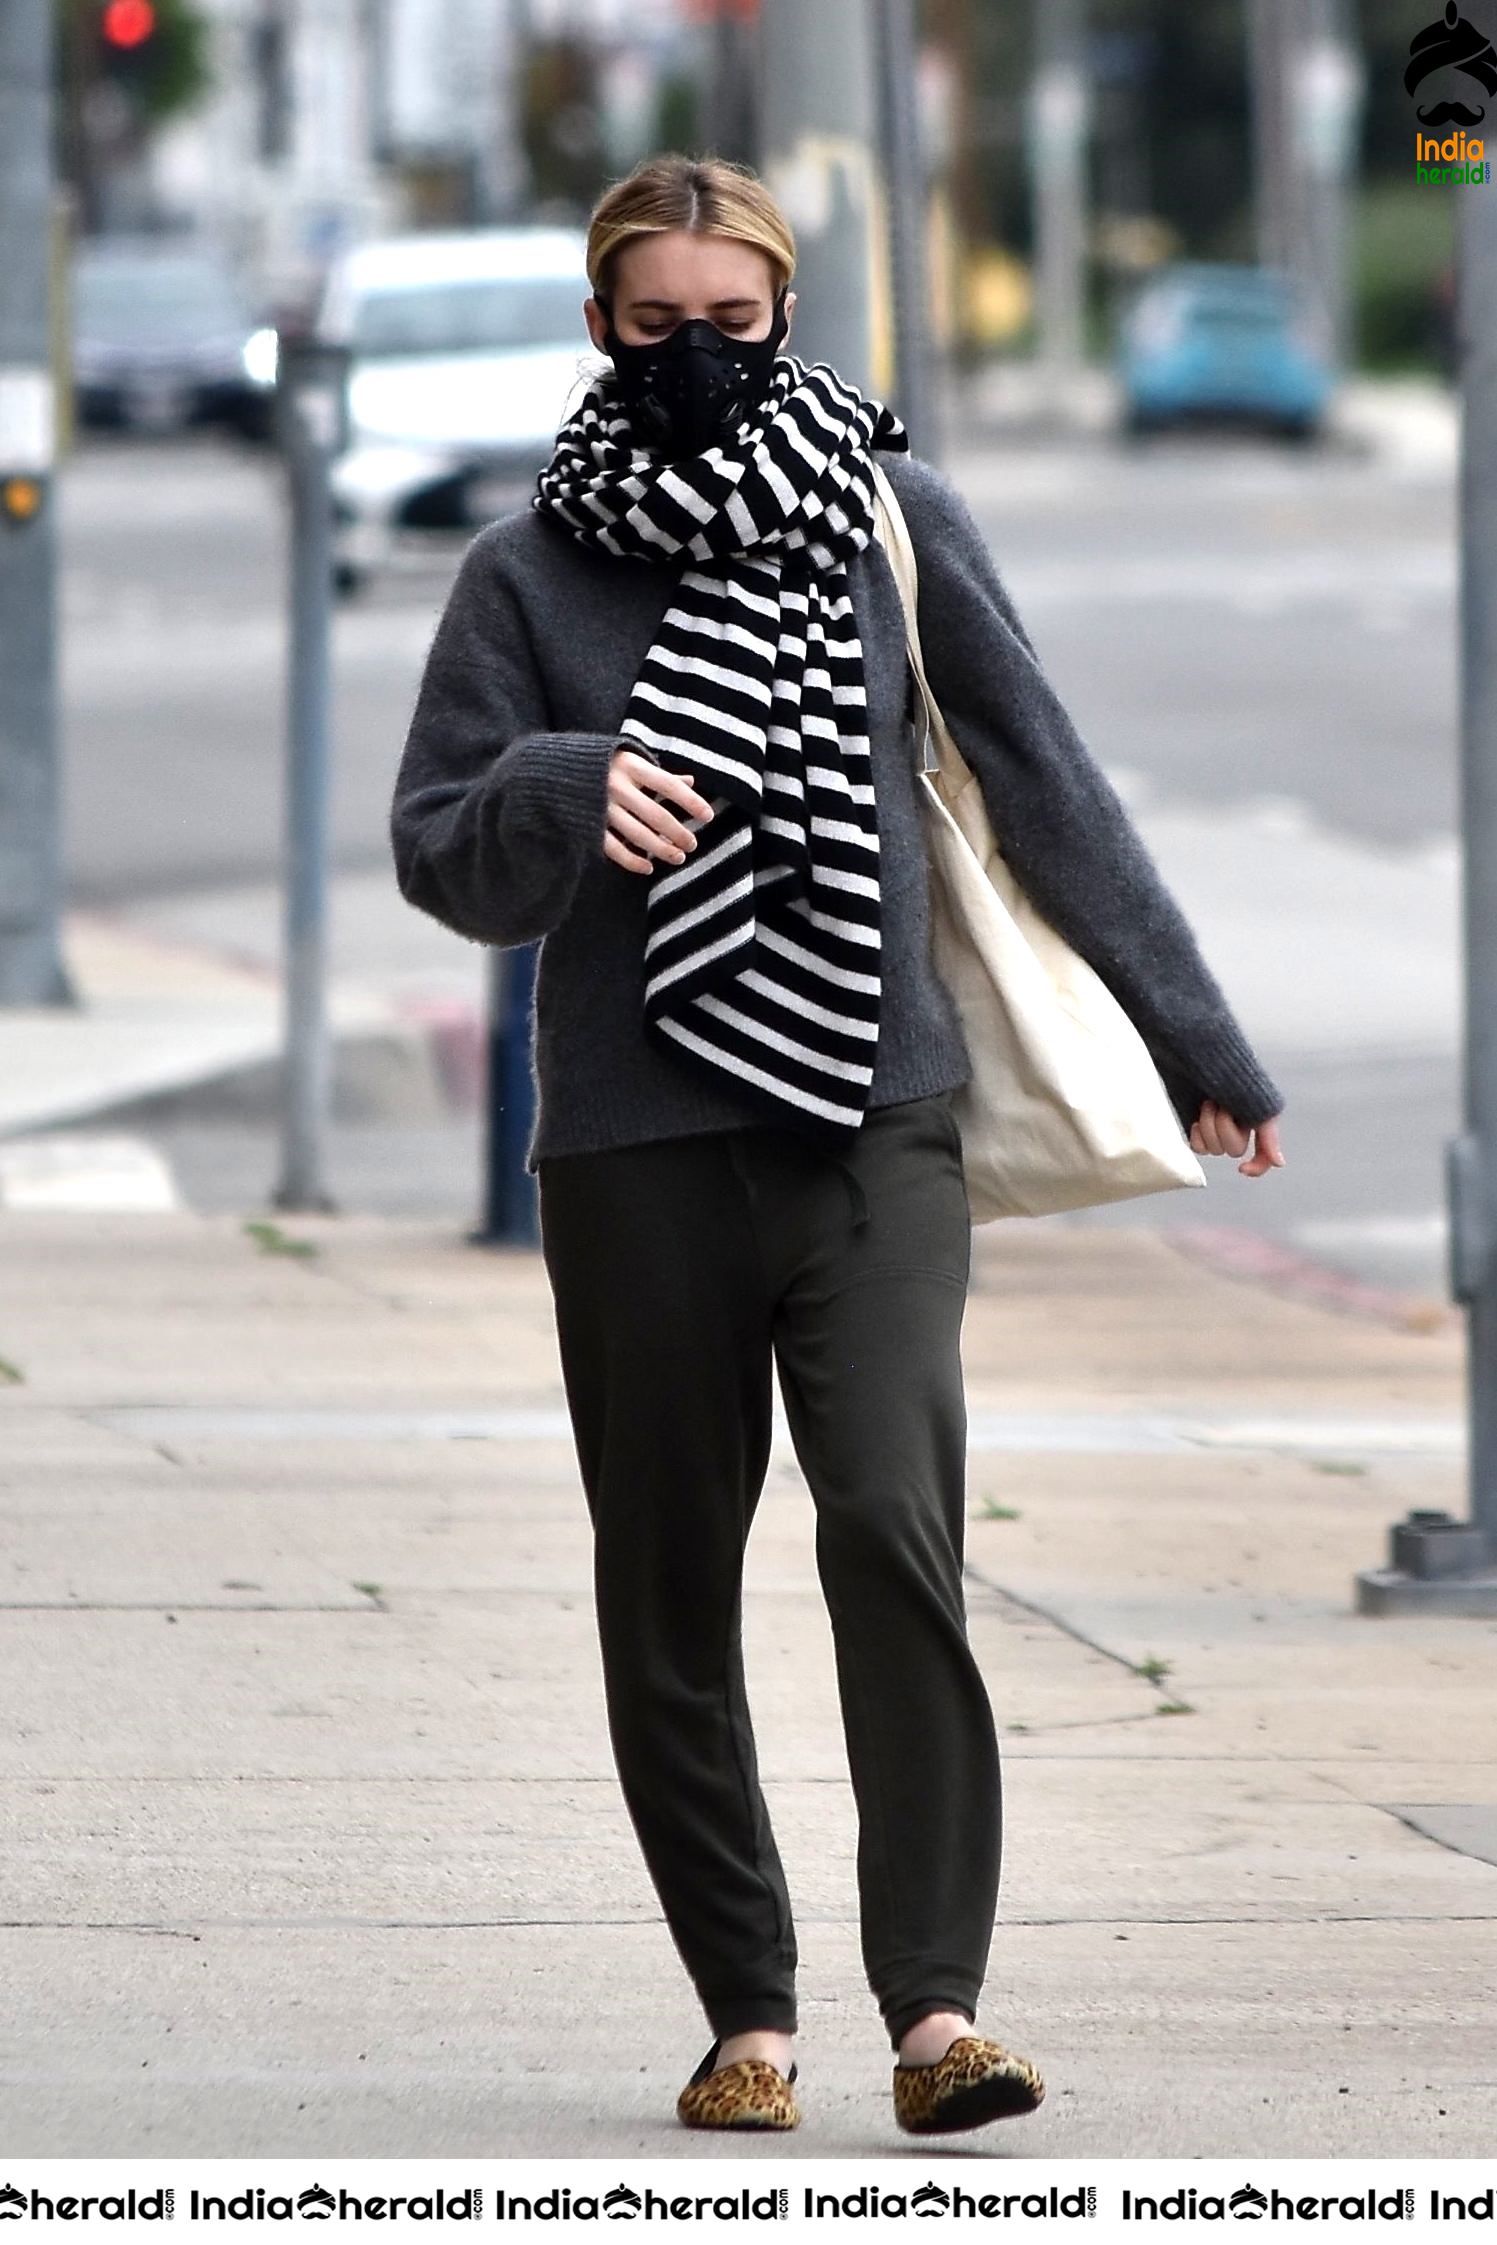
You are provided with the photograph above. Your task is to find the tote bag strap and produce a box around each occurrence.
[869,457,942,777]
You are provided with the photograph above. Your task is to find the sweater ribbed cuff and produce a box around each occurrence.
[1169,1016,1285,1126]
[501,730,620,853]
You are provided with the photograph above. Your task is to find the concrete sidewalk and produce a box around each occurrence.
[0,1203,1491,2159]
[0,880,485,1148]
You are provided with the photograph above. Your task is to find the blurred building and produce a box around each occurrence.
[135,0,691,314]
[145,0,395,311]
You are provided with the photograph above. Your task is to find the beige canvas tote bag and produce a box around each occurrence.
[869,458,1207,1222]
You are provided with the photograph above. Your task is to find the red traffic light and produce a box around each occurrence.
[102,0,156,47]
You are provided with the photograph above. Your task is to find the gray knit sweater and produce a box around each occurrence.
[390,449,1285,1170]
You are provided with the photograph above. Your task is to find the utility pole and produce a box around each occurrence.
[1249,0,1362,375]
[493,0,533,219]
[1356,179,1497,1617]
[759,0,881,393]
[703,0,758,166]
[1292,0,1364,378]
[1025,0,1091,389]
[871,0,939,461]
[1248,0,1296,274]
[925,0,981,249]
[0,0,74,1009]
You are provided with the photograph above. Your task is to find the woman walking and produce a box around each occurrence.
[390,153,1286,2137]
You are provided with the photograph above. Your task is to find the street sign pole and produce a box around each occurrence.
[0,0,74,1010]
[1356,177,1497,1616]
[272,337,350,1215]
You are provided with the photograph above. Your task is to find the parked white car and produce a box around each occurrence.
[316,226,595,592]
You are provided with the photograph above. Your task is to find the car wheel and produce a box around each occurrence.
[333,559,367,600]
[1280,414,1319,446]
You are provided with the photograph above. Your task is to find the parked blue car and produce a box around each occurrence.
[1117,263,1334,442]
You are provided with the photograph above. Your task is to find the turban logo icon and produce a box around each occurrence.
[1406,1,1497,125]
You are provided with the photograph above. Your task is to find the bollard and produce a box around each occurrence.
[271,336,351,1215]
[470,942,540,1247]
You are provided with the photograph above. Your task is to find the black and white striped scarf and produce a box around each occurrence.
[533,353,907,1144]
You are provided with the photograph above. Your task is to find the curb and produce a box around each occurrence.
[1165,1222,1458,1335]
[0,910,485,1142]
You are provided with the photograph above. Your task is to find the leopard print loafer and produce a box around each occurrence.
[892,2034,1045,2135]
[677,2038,801,2131]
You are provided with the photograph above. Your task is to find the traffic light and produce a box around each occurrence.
[88,0,208,124]
[102,0,157,46]
[96,0,159,102]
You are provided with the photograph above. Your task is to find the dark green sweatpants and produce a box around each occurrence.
[535,1088,1003,2052]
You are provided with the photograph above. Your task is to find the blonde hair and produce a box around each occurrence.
[586,154,796,302]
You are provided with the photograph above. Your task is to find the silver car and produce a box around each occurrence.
[317,226,595,592]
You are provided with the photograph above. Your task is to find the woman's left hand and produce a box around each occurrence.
[1190,1100,1286,1178]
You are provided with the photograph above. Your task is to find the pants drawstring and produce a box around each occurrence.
[735,1126,873,1232]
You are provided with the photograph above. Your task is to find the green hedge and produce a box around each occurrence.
[1353,179,1456,373]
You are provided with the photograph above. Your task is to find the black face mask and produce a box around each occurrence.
[596,290,790,459]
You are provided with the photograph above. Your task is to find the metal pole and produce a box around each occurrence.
[704,8,744,163]
[871,0,939,462]
[0,0,74,1009]
[1025,0,1091,392]
[491,0,533,221]
[272,338,350,1214]
[1248,0,1294,274]
[759,0,881,393]
[1356,179,1497,1616]
[1291,0,1364,380]
[1461,162,1497,1578]
[471,944,540,1248]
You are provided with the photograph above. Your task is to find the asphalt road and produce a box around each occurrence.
[54,420,1460,1294]
[58,419,1456,892]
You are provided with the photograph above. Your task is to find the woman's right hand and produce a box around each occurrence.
[604,747,717,874]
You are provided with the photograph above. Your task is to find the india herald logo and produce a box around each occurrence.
[1407,2,1497,125]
